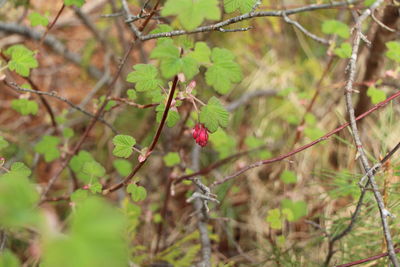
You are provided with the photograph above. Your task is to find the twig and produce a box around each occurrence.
[102,76,179,194]
[191,145,212,267]
[140,1,357,41]
[211,89,400,187]
[38,3,65,49]
[39,39,137,200]
[226,89,277,111]
[0,22,104,80]
[342,0,399,266]
[336,248,400,267]
[4,80,117,133]
[371,9,396,32]
[282,12,330,45]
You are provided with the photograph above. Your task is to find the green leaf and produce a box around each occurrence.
[281,199,307,222]
[224,0,257,13]
[149,24,173,43]
[367,86,386,104]
[28,12,49,26]
[187,42,211,65]
[64,0,85,7]
[127,184,147,202]
[209,128,236,158]
[34,135,60,162]
[113,159,132,176]
[244,136,271,158]
[42,197,128,267]
[265,209,282,229]
[161,0,220,30]
[70,151,94,173]
[0,136,9,150]
[70,189,88,203]
[156,104,180,127]
[10,162,31,177]
[126,89,137,100]
[304,127,324,140]
[280,170,297,184]
[199,97,229,133]
[163,152,181,167]
[150,40,199,79]
[0,168,40,228]
[11,99,39,115]
[126,64,163,92]
[322,20,350,39]
[112,135,136,158]
[385,41,400,63]
[5,45,38,77]
[89,182,102,194]
[205,48,243,94]
[82,161,105,178]
[0,250,21,267]
[364,0,375,6]
[334,42,352,58]
[62,127,74,138]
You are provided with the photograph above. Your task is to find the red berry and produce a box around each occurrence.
[192,124,209,147]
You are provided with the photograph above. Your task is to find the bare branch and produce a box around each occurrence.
[4,80,117,134]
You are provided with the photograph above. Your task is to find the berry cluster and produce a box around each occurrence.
[192,123,209,147]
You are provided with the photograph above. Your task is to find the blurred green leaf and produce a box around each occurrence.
[113,159,133,176]
[5,45,38,77]
[322,20,350,39]
[161,0,220,30]
[127,184,147,202]
[112,135,136,158]
[280,170,297,184]
[34,135,60,162]
[11,99,38,116]
[163,152,181,167]
[28,12,49,26]
[224,0,257,13]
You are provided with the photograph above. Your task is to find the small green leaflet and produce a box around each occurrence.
[156,104,180,127]
[205,48,243,94]
[265,209,282,229]
[126,89,137,100]
[62,127,74,138]
[334,42,352,58]
[28,12,49,27]
[34,136,60,162]
[161,0,220,30]
[126,64,163,92]
[127,183,147,202]
[224,0,257,14]
[322,20,350,39]
[281,199,307,222]
[70,189,88,203]
[112,135,136,158]
[199,97,229,133]
[89,182,102,194]
[367,86,386,104]
[0,136,9,150]
[385,41,400,63]
[113,159,132,176]
[150,40,199,79]
[64,0,85,7]
[82,161,105,178]
[5,45,38,77]
[11,99,38,116]
[10,162,31,177]
[163,152,181,167]
[280,170,297,184]
[187,42,211,65]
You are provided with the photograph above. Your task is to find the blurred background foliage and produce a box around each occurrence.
[0,0,400,266]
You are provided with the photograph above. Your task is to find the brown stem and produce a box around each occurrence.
[38,4,66,49]
[102,76,179,194]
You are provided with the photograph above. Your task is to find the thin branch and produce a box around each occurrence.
[342,0,399,265]
[4,80,117,133]
[102,76,179,195]
[0,22,104,80]
[336,248,400,267]
[211,89,400,187]
[139,1,357,41]
[282,12,330,45]
[38,3,65,49]
[39,39,137,200]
